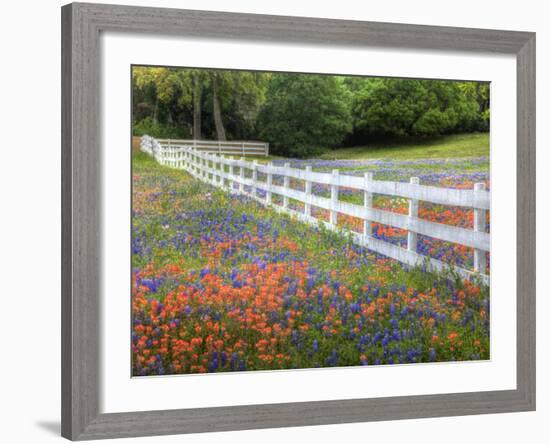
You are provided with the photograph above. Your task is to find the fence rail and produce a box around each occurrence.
[141,135,490,284]
[155,137,269,157]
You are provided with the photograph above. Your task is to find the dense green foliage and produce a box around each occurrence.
[133,117,190,139]
[132,66,489,157]
[348,78,487,141]
[258,74,352,157]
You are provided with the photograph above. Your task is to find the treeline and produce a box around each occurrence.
[132,66,489,157]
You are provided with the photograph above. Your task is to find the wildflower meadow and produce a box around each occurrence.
[131,151,490,376]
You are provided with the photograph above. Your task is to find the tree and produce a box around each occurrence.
[258,74,352,157]
[210,72,227,141]
[457,81,490,131]
[132,67,164,123]
[132,67,489,147]
[132,67,193,138]
[204,71,269,141]
[351,78,481,139]
[191,71,204,139]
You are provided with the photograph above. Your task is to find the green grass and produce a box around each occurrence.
[318,133,489,161]
[137,132,488,164]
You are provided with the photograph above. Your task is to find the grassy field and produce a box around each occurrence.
[319,133,489,161]
[136,132,489,164]
[246,132,489,163]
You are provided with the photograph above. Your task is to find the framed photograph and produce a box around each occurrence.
[62,2,535,440]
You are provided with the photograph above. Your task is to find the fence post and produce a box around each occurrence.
[242,143,245,157]
[211,154,215,183]
[473,182,487,274]
[218,141,221,155]
[214,155,219,186]
[222,156,226,188]
[227,156,234,192]
[239,157,245,194]
[266,162,273,204]
[198,152,201,177]
[170,142,174,168]
[252,160,258,199]
[363,172,373,242]
[215,155,219,185]
[196,151,200,176]
[218,155,223,188]
[283,162,290,209]
[196,151,200,177]
[330,169,339,226]
[210,154,215,184]
[218,155,223,187]
[407,177,420,251]
[304,166,312,218]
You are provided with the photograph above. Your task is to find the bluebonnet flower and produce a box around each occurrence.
[312,339,319,352]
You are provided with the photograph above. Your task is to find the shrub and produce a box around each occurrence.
[133,117,191,139]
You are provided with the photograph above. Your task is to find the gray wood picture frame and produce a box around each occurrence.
[61,2,536,440]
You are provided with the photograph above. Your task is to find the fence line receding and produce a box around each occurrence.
[155,138,269,157]
[140,135,490,284]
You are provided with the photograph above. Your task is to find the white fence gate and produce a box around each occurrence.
[141,135,490,284]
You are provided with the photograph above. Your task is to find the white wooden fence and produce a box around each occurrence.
[155,138,269,157]
[141,135,490,284]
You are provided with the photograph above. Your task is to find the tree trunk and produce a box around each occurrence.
[152,97,158,123]
[212,74,226,141]
[192,74,202,140]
